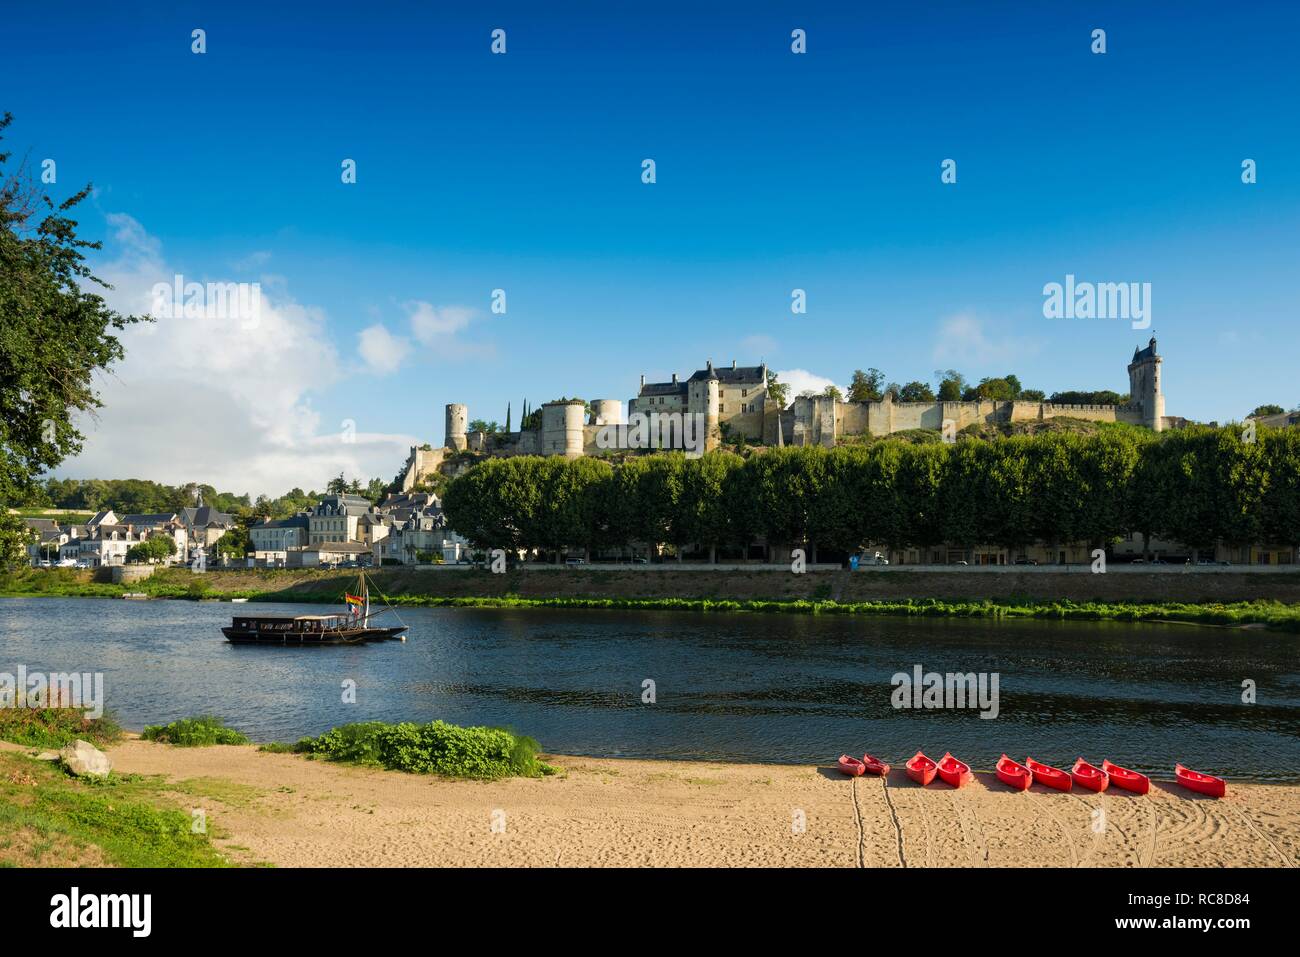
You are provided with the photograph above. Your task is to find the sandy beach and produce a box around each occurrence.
[24,739,1291,868]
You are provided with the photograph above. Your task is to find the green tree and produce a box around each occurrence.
[0,113,148,565]
[896,381,936,403]
[678,451,744,562]
[1249,404,1284,418]
[125,535,176,564]
[848,368,885,403]
[935,370,965,402]
[765,371,789,409]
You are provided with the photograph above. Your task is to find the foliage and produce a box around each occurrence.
[295,720,553,779]
[0,113,149,567]
[1050,389,1130,406]
[125,535,176,564]
[765,370,789,409]
[0,753,230,867]
[848,368,884,402]
[0,706,122,749]
[141,716,250,747]
[442,427,1300,559]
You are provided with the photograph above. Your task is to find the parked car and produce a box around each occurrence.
[952,560,969,565]
[564,557,588,565]
[37,560,52,568]
[1013,557,1038,565]
[856,552,890,566]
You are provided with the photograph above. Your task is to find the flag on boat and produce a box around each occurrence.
[345,593,365,615]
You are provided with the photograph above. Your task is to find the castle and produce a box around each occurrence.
[399,339,1170,490]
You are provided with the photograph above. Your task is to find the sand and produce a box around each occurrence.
[40,739,1294,868]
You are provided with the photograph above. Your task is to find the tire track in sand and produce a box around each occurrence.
[880,777,907,868]
[849,777,865,868]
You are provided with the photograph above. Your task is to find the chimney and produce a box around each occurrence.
[706,358,713,372]
[672,373,678,384]
[731,359,737,370]
[640,374,645,388]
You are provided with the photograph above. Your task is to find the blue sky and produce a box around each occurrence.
[8,1,1299,494]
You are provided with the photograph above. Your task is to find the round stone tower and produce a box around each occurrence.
[445,403,468,451]
[541,401,585,457]
[591,399,624,426]
[687,361,721,451]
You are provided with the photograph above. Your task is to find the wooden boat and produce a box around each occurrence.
[861,754,891,776]
[905,751,938,786]
[838,754,867,777]
[1071,758,1109,792]
[222,573,408,645]
[937,752,973,788]
[1102,760,1150,795]
[1175,764,1226,798]
[995,754,1032,791]
[1025,757,1072,792]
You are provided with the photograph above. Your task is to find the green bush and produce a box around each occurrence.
[296,720,552,779]
[141,716,249,747]
[0,706,122,749]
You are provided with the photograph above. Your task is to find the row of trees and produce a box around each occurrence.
[830,369,1130,406]
[442,427,1300,560]
[33,474,396,522]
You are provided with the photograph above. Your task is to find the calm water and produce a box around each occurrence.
[1,598,1297,781]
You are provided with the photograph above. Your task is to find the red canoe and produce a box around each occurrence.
[1175,764,1226,798]
[1025,757,1072,792]
[1072,758,1110,792]
[837,754,866,777]
[1102,760,1150,795]
[861,754,891,776]
[995,754,1033,791]
[937,752,973,788]
[905,751,938,786]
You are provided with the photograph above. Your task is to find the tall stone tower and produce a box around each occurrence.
[541,400,585,457]
[687,360,721,451]
[445,403,468,451]
[1127,337,1165,432]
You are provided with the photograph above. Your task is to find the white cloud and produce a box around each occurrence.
[55,213,419,496]
[357,323,411,375]
[773,368,843,398]
[406,300,494,359]
[931,313,1037,368]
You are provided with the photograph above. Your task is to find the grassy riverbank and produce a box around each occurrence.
[4,566,1300,630]
[0,749,234,867]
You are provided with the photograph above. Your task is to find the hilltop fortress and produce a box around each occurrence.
[399,338,1171,490]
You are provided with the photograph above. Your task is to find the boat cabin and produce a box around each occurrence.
[230,615,355,635]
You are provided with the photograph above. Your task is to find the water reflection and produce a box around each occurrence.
[0,598,1295,780]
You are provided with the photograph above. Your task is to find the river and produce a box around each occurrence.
[1,597,1296,781]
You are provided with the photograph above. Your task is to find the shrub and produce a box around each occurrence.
[141,716,249,746]
[296,720,553,779]
[0,706,122,749]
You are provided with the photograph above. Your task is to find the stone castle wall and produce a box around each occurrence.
[407,343,1164,485]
